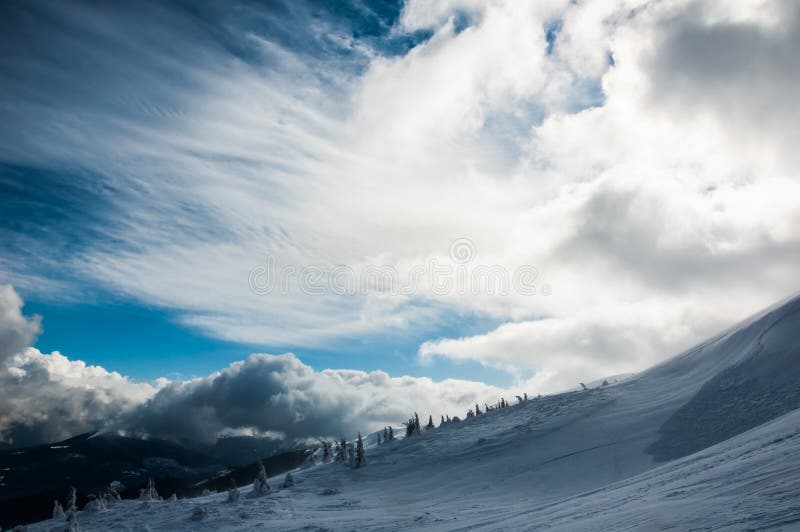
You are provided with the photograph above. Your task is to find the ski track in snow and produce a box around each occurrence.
[23,295,800,531]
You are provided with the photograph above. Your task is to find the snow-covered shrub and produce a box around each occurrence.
[65,509,79,532]
[227,480,240,502]
[102,485,121,507]
[52,500,65,519]
[282,472,295,488]
[191,506,208,521]
[83,494,105,513]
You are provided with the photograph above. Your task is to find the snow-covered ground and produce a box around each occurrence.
[26,295,800,530]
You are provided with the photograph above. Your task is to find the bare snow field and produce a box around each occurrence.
[25,295,800,531]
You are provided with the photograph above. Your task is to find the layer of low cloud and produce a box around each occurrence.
[0,285,504,447]
[1,0,800,392]
[122,353,504,446]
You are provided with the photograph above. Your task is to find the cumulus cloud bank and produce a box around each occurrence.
[122,353,503,446]
[0,286,155,446]
[0,286,503,447]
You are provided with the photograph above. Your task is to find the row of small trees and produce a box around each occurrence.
[376,425,394,445]
[319,433,367,468]
[399,392,532,438]
[51,482,130,531]
[49,460,300,529]
[311,391,536,475]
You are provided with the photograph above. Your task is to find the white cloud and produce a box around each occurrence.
[420,299,730,393]
[123,352,506,445]
[0,285,157,446]
[0,284,41,363]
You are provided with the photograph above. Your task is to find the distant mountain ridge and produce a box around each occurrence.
[0,431,309,529]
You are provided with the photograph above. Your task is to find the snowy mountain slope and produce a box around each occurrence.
[26,408,800,531]
[24,294,800,530]
[453,408,800,531]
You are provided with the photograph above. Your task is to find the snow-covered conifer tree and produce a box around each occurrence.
[283,472,295,488]
[426,415,435,429]
[355,433,366,468]
[252,460,270,495]
[139,478,160,501]
[66,486,77,515]
[388,426,394,440]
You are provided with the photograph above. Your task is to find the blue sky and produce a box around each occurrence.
[24,293,513,384]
